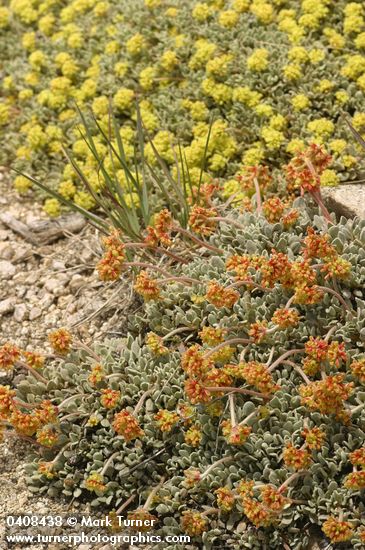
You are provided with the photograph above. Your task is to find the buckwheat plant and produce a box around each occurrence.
[1,161,365,549]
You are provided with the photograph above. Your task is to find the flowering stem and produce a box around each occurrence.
[124,262,174,278]
[324,325,338,341]
[205,386,270,400]
[227,280,270,292]
[204,338,252,359]
[310,189,333,224]
[101,451,120,476]
[174,226,223,254]
[15,361,47,383]
[282,361,311,384]
[210,216,247,231]
[229,394,237,427]
[74,340,101,362]
[238,410,257,427]
[155,276,201,286]
[284,295,295,309]
[268,349,305,372]
[58,393,85,409]
[134,389,153,415]
[13,399,39,409]
[115,494,136,515]
[351,403,365,415]
[124,242,188,264]
[317,286,353,313]
[143,476,166,510]
[253,177,262,213]
[278,471,309,494]
[162,326,194,341]
[50,442,71,465]
[201,456,233,480]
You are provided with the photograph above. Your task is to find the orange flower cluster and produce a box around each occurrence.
[349,447,365,468]
[23,351,45,370]
[36,425,59,447]
[34,400,58,425]
[305,336,329,362]
[302,337,347,375]
[248,321,268,343]
[188,206,217,236]
[301,427,326,450]
[226,254,261,282]
[299,374,353,421]
[0,385,16,419]
[180,511,208,536]
[302,227,335,260]
[282,209,299,228]
[85,472,107,493]
[112,409,144,442]
[205,281,239,308]
[322,517,354,543]
[242,497,275,528]
[350,358,365,383]
[260,485,289,512]
[0,343,20,370]
[38,462,55,479]
[209,345,234,364]
[221,421,252,445]
[88,364,105,386]
[204,366,233,389]
[344,446,365,490]
[144,209,173,247]
[97,230,126,281]
[183,468,202,488]
[236,479,254,498]
[302,227,351,280]
[260,250,293,288]
[199,326,226,346]
[239,361,278,394]
[215,486,235,512]
[134,271,161,301]
[286,144,332,193]
[236,165,272,191]
[271,307,300,329]
[181,344,212,377]
[184,424,202,447]
[146,332,168,356]
[127,509,157,532]
[262,197,285,223]
[184,378,211,405]
[176,402,195,425]
[10,409,41,437]
[100,389,120,409]
[322,256,351,280]
[154,409,180,432]
[343,471,365,490]
[48,328,72,355]
[283,443,312,470]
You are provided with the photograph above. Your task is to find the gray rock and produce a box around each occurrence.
[13,303,27,322]
[29,306,42,320]
[0,297,16,315]
[322,183,365,219]
[0,243,15,260]
[0,260,16,280]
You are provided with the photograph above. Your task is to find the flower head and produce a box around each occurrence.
[48,328,72,355]
[134,271,161,301]
[0,343,20,370]
[322,517,354,543]
[112,410,144,442]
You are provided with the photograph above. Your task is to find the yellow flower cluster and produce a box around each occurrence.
[1,0,365,212]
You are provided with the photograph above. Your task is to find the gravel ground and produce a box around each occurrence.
[0,172,137,549]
